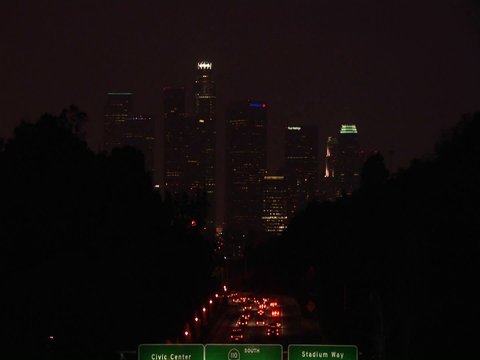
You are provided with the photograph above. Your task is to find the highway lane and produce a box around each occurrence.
[204,292,323,346]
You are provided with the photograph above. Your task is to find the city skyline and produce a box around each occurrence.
[3,0,480,175]
[107,92,364,230]
[2,2,479,356]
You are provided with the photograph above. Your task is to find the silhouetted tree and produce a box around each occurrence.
[249,111,480,360]
[360,151,389,189]
[1,108,216,359]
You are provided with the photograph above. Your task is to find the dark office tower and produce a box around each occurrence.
[123,114,155,177]
[104,92,155,180]
[262,175,288,236]
[104,92,133,153]
[285,125,319,219]
[193,61,216,225]
[337,124,362,196]
[226,100,267,247]
[163,87,195,195]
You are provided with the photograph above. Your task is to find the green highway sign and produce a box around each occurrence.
[138,344,204,360]
[205,344,282,360]
[288,345,358,360]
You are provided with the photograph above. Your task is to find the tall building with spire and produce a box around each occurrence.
[321,135,340,200]
[325,136,338,178]
[193,61,217,226]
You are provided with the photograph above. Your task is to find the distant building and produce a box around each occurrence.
[336,124,362,196]
[321,136,340,200]
[325,136,338,178]
[320,124,362,200]
[284,125,319,219]
[193,61,217,227]
[163,87,196,195]
[262,175,288,236]
[103,92,133,153]
[122,114,155,177]
[103,92,155,177]
[225,100,267,246]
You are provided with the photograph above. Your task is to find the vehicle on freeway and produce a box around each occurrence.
[270,320,282,328]
[236,316,248,327]
[254,314,267,326]
[266,323,280,336]
[271,307,281,317]
[230,326,244,342]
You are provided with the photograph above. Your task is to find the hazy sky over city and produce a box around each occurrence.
[2,0,480,172]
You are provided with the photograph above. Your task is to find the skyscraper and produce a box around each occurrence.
[104,92,155,177]
[193,61,216,226]
[284,125,319,219]
[262,175,288,236]
[103,92,133,153]
[337,124,362,196]
[225,100,267,246]
[163,87,196,195]
[122,114,155,177]
[321,135,340,200]
[325,136,338,178]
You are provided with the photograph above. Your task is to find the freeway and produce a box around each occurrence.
[203,291,324,347]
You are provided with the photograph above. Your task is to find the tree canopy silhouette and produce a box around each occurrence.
[360,151,389,189]
[250,111,480,360]
[1,107,216,359]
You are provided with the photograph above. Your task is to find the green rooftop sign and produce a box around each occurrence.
[340,125,357,134]
[138,344,204,360]
[205,344,282,360]
[288,345,357,360]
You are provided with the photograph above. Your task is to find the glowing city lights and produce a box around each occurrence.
[249,101,267,108]
[340,124,358,134]
[197,61,212,70]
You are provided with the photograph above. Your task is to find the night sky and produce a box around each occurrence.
[2,0,480,173]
